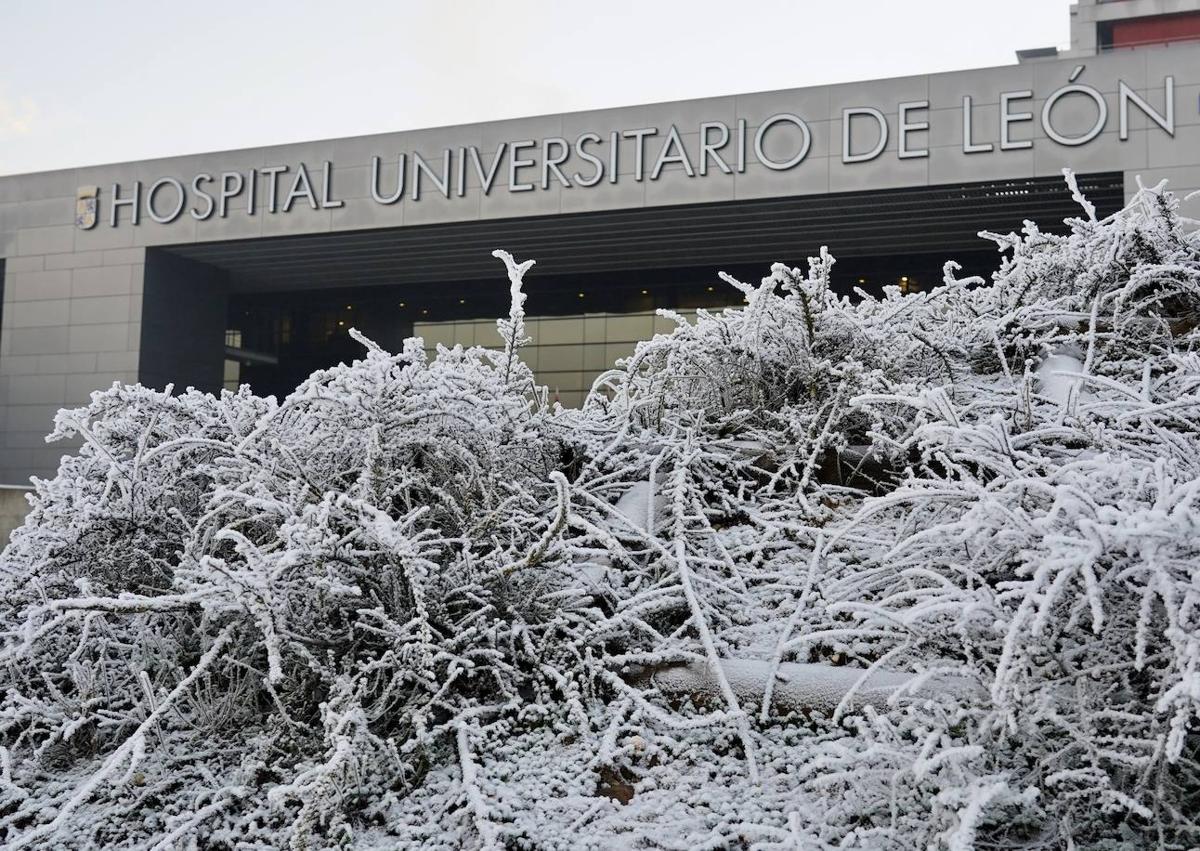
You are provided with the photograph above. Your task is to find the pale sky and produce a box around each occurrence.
[0,0,1071,177]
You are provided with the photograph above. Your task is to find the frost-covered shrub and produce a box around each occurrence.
[0,263,592,849]
[1,179,1198,850]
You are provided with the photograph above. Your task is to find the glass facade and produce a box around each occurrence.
[414,310,697,408]
[222,265,752,400]
[221,248,1004,401]
[224,308,705,402]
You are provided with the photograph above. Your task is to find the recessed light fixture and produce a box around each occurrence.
[459,299,465,304]
[399,302,406,308]
[641,289,648,295]
[706,286,715,292]
[577,292,585,298]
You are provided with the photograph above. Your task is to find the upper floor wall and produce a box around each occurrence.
[1067,0,1200,56]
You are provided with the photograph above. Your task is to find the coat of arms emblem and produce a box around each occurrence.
[75,186,98,229]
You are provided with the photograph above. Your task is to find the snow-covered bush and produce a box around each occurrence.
[1,177,1198,849]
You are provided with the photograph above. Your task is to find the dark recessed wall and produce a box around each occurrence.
[140,251,228,394]
[0,259,5,356]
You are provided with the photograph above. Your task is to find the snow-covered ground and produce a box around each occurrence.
[1,173,1198,849]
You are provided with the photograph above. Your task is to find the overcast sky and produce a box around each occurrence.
[1,0,1071,176]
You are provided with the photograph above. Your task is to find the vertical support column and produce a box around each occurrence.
[138,250,228,394]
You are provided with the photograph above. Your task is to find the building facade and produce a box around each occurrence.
[1,0,1199,485]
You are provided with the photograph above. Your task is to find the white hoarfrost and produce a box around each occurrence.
[1,173,1199,849]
